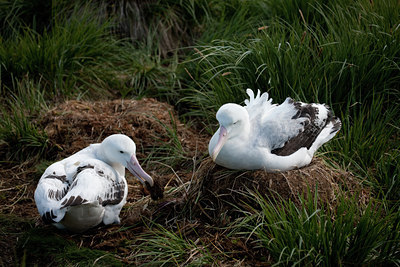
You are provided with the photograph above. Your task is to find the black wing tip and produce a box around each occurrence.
[291,102,318,121]
[61,195,88,208]
[273,101,341,157]
[330,117,342,135]
[42,210,57,224]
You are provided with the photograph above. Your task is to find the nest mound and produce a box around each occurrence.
[125,158,368,226]
[178,158,368,224]
[40,98,208,159]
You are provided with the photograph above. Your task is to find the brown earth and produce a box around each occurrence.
[0,98,367,265]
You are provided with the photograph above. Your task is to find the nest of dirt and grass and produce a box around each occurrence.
[183,158,368,222]
[125,158,369,228]
[1,97,369,265]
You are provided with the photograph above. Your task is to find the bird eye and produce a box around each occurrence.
[233,121,238,125]
[119,151,124,154]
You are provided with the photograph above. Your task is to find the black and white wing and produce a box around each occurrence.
[270,98,341,155]
[34,158,127,225]
[249,95,341,155]
[34,162,70,223]
[58,159,127,212]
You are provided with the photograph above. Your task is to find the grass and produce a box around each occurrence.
[232,192,400,266]
[131,223,215,266]
[0,78,51,161]
[1,2,154,99]
[0,0,399,265]
[17,227,122,266]
[144,112,189,168]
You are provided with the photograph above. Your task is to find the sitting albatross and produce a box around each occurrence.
[34,134,163,233]
[209,89,341,171]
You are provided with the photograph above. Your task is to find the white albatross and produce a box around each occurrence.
[209,89,341,171]
[34,134,161,233]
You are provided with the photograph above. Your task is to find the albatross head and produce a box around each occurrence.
[100,134,154,187]
[210,103,249,161]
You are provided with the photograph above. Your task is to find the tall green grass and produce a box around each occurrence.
[0,78,52,161]
[131,223,215,266]
[1,6,119,97]
[181,0,400,114]
[233,192,400,266]
[115,45,179,101]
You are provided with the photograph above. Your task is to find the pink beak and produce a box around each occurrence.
[211,126,228,161]
[126,154,154,187]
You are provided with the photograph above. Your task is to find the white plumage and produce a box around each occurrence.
[209,89,341,171]
[34,134,156,232]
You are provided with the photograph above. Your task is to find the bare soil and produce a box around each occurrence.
[0,98,367,265]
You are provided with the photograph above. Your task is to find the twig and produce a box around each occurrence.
[0,183,29,192]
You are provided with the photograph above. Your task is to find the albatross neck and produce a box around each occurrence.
[95,145,126,177]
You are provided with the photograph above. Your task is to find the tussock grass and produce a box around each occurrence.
[116,46,179,101]
[0,2,178,100]
[0,108,50,161]
[233,192,400,266]
[0,78,52,161]
[1,6,119,97]
[131,223,215,266]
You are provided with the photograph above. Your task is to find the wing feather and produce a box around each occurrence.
[34,162,69,223]
[35,159,127,225]
[250,96,340,155]
[59,160,126,210]
[244,89,276,122]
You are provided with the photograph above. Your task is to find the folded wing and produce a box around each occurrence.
[245,91,341,155]
[34,159,126,224]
